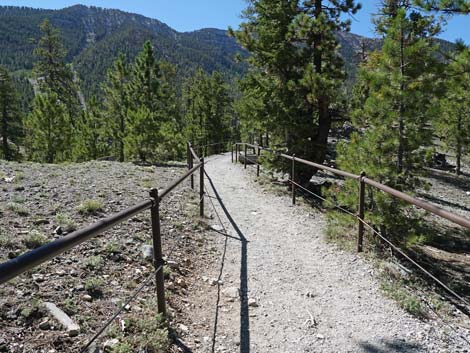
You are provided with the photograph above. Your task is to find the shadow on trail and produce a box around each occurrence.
[205,170,250,353]
[359,340,422,353]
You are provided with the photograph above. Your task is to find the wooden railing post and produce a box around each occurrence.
[292,154,296,205]
[256,146,261,177]
[200,157,204,217]
[188,142,194,190]
[244,144,247,169]
[149,189,166,316]
[231,144,234,163]
[357,171,366,253]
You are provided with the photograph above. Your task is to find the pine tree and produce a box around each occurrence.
[26,91,72,163]
[102,53,130,162]
[438,47,470,175]
[414,0,470,13]
[335,1,443,238]
[0,66,21,160]
[183,68,233,155]
[34,19,80,121]
[126,41,162,162]
[156,61,184,160]
[74,96,109,161]
[231,0,361,184]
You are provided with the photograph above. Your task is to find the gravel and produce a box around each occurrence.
[180,153,469,353]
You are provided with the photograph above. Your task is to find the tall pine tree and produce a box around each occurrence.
[126,41,162,162]
[34,19,80,121]
[231,0,361,184]
[183,68,233,155]
[335,1,443,237]
[0,66,21,160]
[27,19,78,162]
[102,53,130,162]
[26,91,72,163]
[438,46,470,175]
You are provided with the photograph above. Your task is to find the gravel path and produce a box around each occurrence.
[194,153,468,353]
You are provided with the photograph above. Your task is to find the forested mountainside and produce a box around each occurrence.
[0,5,248,97]
[0,5,455,96]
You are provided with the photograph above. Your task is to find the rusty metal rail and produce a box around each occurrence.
[0,150,206,324]
[235,142,470,230]
[233,142,470,309]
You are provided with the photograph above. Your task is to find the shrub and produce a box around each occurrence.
[55,213,78,232]
[23,230,48,249]
[78,199,103,215]
[7,202,29,216]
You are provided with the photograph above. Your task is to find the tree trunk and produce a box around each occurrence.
[297,0,331,186]
[397,9,405,173]
[456,115,462,175]
[119,113,125,162]
[2,107,10,160]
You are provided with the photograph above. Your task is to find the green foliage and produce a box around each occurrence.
[232,0,361,184]
[73,96,110,161]
[0,66,22,160]
[380,278,426,317]
[102,53,130,162]
[436,47,470,174]
[23,230,48,249]
[414,0,470,13]
[55,212,77,232]
[84,277,104,297]
[77,199,103,215]
[108,300,169,353]
[183,68,234,153]
[84,255,104,270]
[7,201,29,216]
[33,19,81,119]
[0,228,15,248]
[334,3,443,239]
[125,41,185,162]
[25,91,73,163]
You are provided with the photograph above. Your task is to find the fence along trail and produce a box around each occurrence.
[0,142,469,352]
[199,152,468,353]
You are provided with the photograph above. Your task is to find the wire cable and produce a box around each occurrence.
[79,266,161,353]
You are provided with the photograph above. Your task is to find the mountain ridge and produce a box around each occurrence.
[0,4,455,98]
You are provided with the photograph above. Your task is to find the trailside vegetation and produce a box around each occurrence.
[16,20,236,164]
[231,0,361,185]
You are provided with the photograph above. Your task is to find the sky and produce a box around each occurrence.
[0,0,468,43]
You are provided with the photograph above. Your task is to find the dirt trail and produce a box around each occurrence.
[182,153,468,353]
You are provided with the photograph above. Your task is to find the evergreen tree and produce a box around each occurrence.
[156,61,184,160]
[74,96,109,161]
[26,91,72,163]
[231,0,361,184]
[102,53,130,162]
[183,68,233,155]
[335,1,443,237]
[414,0,470,13]
[0,66,21,160]
[126,41,162,162]
[438,47,470,175]
[34,19,80,120]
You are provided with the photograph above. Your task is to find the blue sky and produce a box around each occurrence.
[0,1,468,43]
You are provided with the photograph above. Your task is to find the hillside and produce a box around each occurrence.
[0,5,456,99]
[0,5,248,97]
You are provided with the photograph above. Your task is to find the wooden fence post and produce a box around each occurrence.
[357,171,366,253]
[200,158,204,217]
[149,189,166,315]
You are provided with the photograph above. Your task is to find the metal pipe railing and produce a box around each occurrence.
[0,157,205,287]
[0,200,153,284]
[235,142,470,230]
